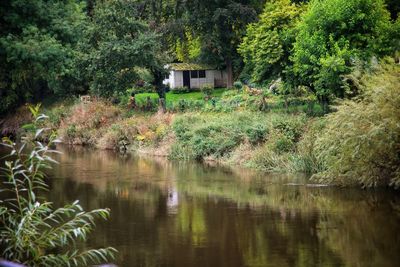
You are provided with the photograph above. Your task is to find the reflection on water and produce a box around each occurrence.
[45,146,400,267]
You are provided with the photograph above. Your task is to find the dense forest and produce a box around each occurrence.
[1,0,398,113]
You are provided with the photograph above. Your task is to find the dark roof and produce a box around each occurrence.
[167,63,215,71]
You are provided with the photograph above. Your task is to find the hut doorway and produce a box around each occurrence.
[183,71,191,88]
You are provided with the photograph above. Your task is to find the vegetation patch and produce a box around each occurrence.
[310,61,400,187]
[170,112,307,162]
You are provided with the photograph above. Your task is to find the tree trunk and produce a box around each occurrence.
[158,98,166,114]
[226,58,233,88]
[152,68,166,99]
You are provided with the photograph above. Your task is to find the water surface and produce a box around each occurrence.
[45,146,400,267]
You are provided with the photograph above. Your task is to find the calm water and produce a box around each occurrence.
[42,146,400,267]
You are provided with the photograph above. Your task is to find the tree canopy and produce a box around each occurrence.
[174,0,264,87]
[0,0,86,114]
[83,0,167,97]
[291,0,396,101]
[0,0,399,114]
[239,0,304,83]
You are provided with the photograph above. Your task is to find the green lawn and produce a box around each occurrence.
[136,88,227,103]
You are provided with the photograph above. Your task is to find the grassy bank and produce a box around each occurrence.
[1,96,318,170]
[1,62,399,188]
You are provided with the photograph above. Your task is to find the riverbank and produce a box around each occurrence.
[0,97,320,171]
[1,62,399,188]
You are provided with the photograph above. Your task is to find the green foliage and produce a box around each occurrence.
[292,119,327,174]
[312,61,400,187]
[200,86,213,98]
[176,0,264,87]
[0,105,116,266]
[175,30,202,62]
[171,112,295,160]
[249,144,294,172]
[81,0,167,97]
[233,81,243,90]
[0,0,87,114]
[170,86,191,94]
[239,0,304,83]
[292,0,396,100]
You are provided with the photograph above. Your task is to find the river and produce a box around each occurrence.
[44,146,400,267]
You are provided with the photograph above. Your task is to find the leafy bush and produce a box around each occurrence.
[233,81,243,91]
[171,113,275,160]
[201,86,213,98]
[271,114,306,143]
[59,100,121,145]
[272,132,295,153]
[97,113,173,150]
[0,105,116,266]
[292,0,395,101]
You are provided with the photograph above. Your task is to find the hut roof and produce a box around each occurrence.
[167,63,215,71]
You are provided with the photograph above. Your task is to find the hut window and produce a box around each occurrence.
[199,70,206,78]
[191,70,198,78]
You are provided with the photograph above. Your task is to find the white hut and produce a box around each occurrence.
[163,63,228,89]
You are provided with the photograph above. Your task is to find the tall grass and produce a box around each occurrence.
[0,104,116,266]
[311,60,400,187]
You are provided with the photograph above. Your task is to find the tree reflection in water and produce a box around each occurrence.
[45,146,400,267]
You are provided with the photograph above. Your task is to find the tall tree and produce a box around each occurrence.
[0,0,86,114]
[82,0,167,98]
[291,0,396,107]
[176,0,264,87]
[239,0,305,83]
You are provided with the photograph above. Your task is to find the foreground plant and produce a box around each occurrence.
[0,104,116,266]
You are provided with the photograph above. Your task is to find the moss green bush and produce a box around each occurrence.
[170,112,306,161]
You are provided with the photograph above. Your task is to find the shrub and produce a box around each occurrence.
[272,132,295,153]
[0,105,116,266]
[233,81,243,91]
[59,100,121,145]
[244,123,269,145]
[271,114,306,143]
[201,85,213,98]
[171,113,274,160]
[97,124,128,150]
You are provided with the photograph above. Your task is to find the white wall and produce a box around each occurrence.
[167,70,220,89]
[190,70,215,89]
[174,71,183,88]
